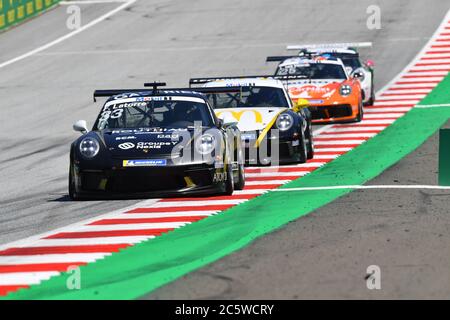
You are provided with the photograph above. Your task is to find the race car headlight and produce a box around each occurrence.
[276,113,294,131]
[195,134,216,155]
[79,137,100,158]
[339,84,352,97]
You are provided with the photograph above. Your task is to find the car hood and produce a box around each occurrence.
[286,79,344,100]
[215,107,287,132]
[100,128,187,158]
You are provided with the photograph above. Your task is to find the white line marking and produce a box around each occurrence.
[417,59,450,64]
[363,113,404,119]
[364,107,412,113]
[246,180,290,185]
[323,127,385,132]
[0,253,110,265]
[319,133,377,138]
[245,162,326,170]
[416,103,450,108]
[376,94,426,100]
[313,154,340,159]
[398,77,443,82]
[14,237,153,247]
[389,83,439,88]
[313,147,353,152]
[151,199,245,207]
[0,272,60,286]
[244,172,308,178]
[402,70,448,76]
[232,189,269,195]
[425,46,450,52]
[373,102,418,107]
[0,0,136,69]
[382,89,432,95]
[315,140,365,145]
[60,0,128,4]
[357,119,397,124]
[120,211,217,218]
[77,222,189,231]
[271,185,450,192]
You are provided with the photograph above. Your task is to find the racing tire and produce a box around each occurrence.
[233,163,245,190]
[365,88,375,106]
[298,130,308,164]
[68,165,80,201]
[354,100,364,123]
[306,122,314,160]
[223,164,235,196]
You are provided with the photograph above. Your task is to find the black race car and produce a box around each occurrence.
[69,84,245,200]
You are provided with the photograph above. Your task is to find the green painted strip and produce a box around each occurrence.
[4,75,450,300]
[5,111,450,299]
[0,0,61,32]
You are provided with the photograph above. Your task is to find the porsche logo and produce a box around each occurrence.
[216,110,263,123]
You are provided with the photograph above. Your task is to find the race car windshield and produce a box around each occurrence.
[204,86,289,109]
[337,57,362,70]
[320,53,362,70]
[276,63,347,80]
[94,99,214,130]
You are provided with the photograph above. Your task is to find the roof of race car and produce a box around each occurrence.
[202,77,286,89]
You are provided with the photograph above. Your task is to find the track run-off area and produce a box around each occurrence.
[1,0,450,299]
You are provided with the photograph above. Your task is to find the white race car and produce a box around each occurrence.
[189,76,314,165]
[286,42,375,105]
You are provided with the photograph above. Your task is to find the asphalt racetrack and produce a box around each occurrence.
[1,0,449,299]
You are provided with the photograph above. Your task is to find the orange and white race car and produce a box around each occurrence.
[268,55,363,124]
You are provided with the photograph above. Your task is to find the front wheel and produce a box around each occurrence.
[234,163,245,190]
[306,122,314,160]
[223,164,235,195]
[354,100,364,122]
[68,165,80,201]
[298,129,308,164]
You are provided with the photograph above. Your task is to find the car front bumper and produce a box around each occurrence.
[72,162,228,199]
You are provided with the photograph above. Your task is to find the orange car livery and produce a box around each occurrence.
[275,56,363,124]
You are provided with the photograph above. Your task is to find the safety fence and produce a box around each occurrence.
[0,0,61,31]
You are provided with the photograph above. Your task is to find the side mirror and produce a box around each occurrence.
[218,114,238,128]
[365,59,375,68]
[73,120,88,134]
[292,98,309,112]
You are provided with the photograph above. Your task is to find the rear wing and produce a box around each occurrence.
[93,82,168,102]
[266,56,299,62]
[189,74,308,87]
[92,86,246,102]
[286,42,372,51]
[189,75,275,86]
[93,89,149,102]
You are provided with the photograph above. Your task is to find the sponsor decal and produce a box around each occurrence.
[116,136,137,141]
[136,141,177,149]
[289,85,332,95]
[111,102,147,109]
[308,99,324,104]
[123,159,167,167]
[216,110,263,123]
[213,171,227,183]
[111,128,188,134]
[118,142,135,150]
